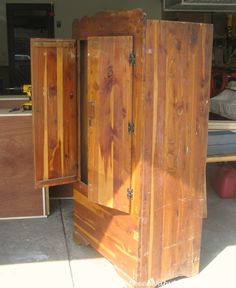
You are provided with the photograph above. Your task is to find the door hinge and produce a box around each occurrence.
[128,121,135,134]
[129,52,136,65]
[127,187,133,200]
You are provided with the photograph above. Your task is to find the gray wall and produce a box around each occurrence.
[0,0,163,65]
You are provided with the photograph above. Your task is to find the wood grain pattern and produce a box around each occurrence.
[73,9,146,285]
[138,20,213,284]
[87,36,133,213]
[28,10,212,287]
[0,115,43,217]
[71,10,212,288]
[74,185,139,279]
[73,9,147,216]
[31,39,77,188]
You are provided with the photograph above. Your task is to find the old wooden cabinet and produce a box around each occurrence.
[31,9,213,287]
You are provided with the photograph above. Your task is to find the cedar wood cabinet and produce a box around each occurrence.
[31,9,213,288]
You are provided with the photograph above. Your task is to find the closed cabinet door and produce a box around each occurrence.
[31,39,77,188]
[87,36,134,213]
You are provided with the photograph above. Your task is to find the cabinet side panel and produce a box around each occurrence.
[140,20,213,283]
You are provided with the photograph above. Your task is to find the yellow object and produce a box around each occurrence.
[23,84,32,99]
[22,84,32,111]
[22,101,32,111]
[228,15,233,27]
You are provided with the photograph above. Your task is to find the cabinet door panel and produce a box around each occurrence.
[87,36,133,213]
[31,39,77,188]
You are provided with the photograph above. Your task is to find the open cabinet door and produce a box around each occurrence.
[87,36,134,213]
[31,39,77,188]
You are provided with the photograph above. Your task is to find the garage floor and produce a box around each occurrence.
[0,183,235,288]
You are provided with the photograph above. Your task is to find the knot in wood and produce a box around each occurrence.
[107,65,113,78]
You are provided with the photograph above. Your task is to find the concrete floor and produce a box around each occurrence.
[0,180,236,288]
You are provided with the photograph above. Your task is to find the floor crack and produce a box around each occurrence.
[59,200,75,288]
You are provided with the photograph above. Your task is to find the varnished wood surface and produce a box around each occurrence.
[73,9,146,285]
[31,39,77,188]
[139,20,213,284]
[0,116,43,217]
[87,36,133,213]
[73,9,146,216]
[72,10,213,286]
[70,10,213,288]
[74,187,139,279]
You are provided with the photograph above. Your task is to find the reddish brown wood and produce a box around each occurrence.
[72,11,212,287]
[74,10,146,218]
[0,115,43,217]
[73,10,146,285]
[74,188,139,279]
[87,36,133,213]
[138,20,213,284]
[31,9,213,288]
[31,39,77,188]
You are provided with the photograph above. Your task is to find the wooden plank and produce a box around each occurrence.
[0,116,43,217]
[47,47,61,179]
[87,36,133,213]
[139,20,213,284]
[31,44,45,183]
[79,41,88,184]
[32,39,75,48]
[31,39,77,188]
[62,45,77,179]
[36,176,76,187]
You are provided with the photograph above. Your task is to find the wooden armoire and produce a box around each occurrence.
[31,9,213,288]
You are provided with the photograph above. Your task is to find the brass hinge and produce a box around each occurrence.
[128,121,135,134]
[127,187,133,200]
[129,52,136,65]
